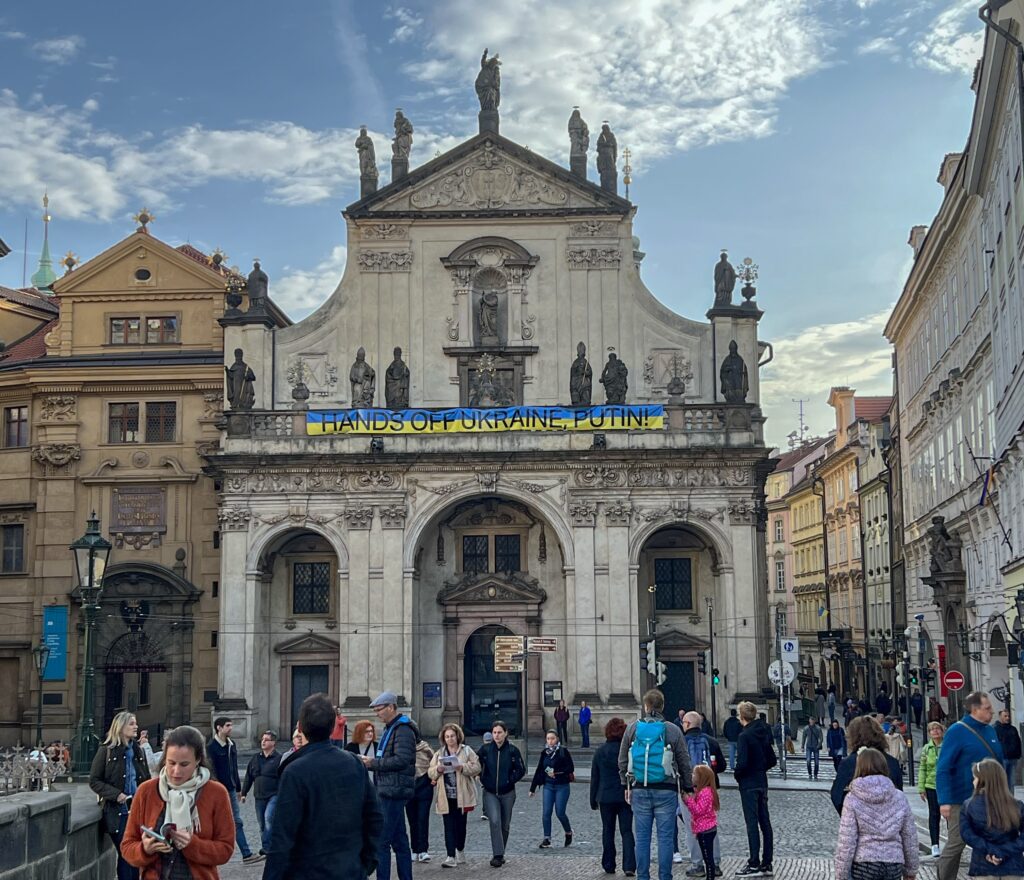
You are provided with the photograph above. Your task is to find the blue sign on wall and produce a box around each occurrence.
[42,606,67,681]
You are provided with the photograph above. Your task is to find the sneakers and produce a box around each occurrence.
[416,852,431,862]
[564,832,573,847]
[456,850,466,864]
[930,844,940,858]
[538,838,552,848]
[490,856,505,867]
[686,868,707,877]
[442,855,458,868]
[759,866,773,876]
[673,852,685,864]
[241,854,265,865]
[716,868,723,878]
[735,866,763,877]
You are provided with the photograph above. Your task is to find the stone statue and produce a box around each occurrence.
[355,126,378,180]
[349,347,376,407]
[568,109,589,156]
[470,369,514,407]
[719,340,748,404]
[599,353,628,404]
[384,346,410,409]
[247,260,268,305]
[475,48,501,111]
[479,289,499,342]
[225,348,256,410]
[569,341,593,406]
[596,124,617,192]
[714,251,736,308]
[927,515,963,574]
[392,110,413,159]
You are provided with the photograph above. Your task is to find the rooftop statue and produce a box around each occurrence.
[713,251,736,308]
[569,341,593,406]
[599,352,628,404]
[596,124,617,193]
[719,340,748,404]
[475,48,501,112]
[568,109,589,156]
[350,347,376,407]
[392,110,413,159]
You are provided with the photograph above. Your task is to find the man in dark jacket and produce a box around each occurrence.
[207,717,259,864]
[995,709,1021,788]
[681,711,725,877]
[723,709,742,770]
[733,701,776,876]
[264,693,382,880]
[240,730,282,856]
[361,690,418,880]
[477,720,526,867]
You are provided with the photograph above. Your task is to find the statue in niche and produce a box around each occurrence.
[927,515,963,574]
[470,369,514,407]
[247,260,268,306]
[355,126,378,179]
[225,348,256,410]
[475,48,501,111]
[569,341,593,406]
[392,110,413,158]
[568,109,589,156]
[719,340,749,404]
[478,289,500,344]
[385,346,410,409]
[596,124,617,191]
[599,352,628,404]
[714,251,736,308]
[349,347,376,407]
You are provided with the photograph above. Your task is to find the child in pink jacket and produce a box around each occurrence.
[683,765,720,880]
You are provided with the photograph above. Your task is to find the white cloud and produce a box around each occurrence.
[761,306,894,444]
[913,0,983,75]
[31,34,84,64]
[82,97,99,113]
[858,36,899,57]
[0,30,25,40]
[273,246,348,319]
[854,0,882,7]
[387,7,423,43]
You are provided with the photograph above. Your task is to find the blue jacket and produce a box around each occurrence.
[264,740,383,880]
[579,705,592,726]
[959,793,1024,876]
[936,716,1004,806]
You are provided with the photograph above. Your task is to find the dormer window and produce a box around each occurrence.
[110,315,179,345]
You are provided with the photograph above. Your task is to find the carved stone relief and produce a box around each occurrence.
[344,506,375,529]
[218,509,251,531]
[202,392,223,419]
[32,443,81,475]
[604,501,633,526]
[379,505,408,529]
[575,466,626,489]
[358,251,413,272]
[40,395,76,421]
[569,500,598,527]
[569,221,615,237]
[727,502,757,524]
[356,470,400,489]
[286,356,338,399]
[571,465,750,489]
[255,510,340,527]
[566,247,621,269]
[361,224,408,239]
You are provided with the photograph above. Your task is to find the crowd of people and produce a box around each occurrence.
[80,687,1024,880]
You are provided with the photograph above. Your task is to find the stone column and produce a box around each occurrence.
[606,517,633,698]
[344,523,371,706]
[380,508,408,702]
[571,519,599,700]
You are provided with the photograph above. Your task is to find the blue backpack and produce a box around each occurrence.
[628,719,675,785]
[686,732,711,770]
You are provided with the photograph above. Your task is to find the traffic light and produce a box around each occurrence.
[711,668,721,687]
[656,661,667,686]
[697,651,707,675]
[640,641,650,672]
[909,668,919,686]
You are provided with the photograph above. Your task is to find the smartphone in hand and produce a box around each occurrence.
[141,825,167,843]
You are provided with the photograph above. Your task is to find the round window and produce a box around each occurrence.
[134,268,152,281]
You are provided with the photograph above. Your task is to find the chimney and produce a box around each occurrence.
[908,225,928,258]
[827,386,855,448]
[937,152,963,191]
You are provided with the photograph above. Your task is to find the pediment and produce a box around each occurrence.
[347,133,631,218]
[438,571,547,606]
[654,628,710,650]
[274,633,341,654]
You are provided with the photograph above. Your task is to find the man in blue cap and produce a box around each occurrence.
[359,690,420,880]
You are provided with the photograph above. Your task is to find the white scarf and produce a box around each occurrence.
[158,766,211,833]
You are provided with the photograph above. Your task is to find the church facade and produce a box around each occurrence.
[208,68,774,741]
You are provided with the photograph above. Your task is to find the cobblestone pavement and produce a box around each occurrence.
[216,784,970,879]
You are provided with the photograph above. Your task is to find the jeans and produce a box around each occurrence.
[728,742,737,769]
[832,755,843,771]
[599,801,636,874]
[828,704,836,722]
[805,749,819,778]
[255,795,277,853]
[405,789,431,854]
[682,799,720,868]
[925,788,941,846]
[696,829,718,880]
[556,720,569,745]
[580,723,591,748]
[739,787,773,867]
[541,783,571,838]
[377,796,413,880]
[483,790,516,857]
[442,798,468,857]
[227,789,253,858]
[1003,759,1017,789]
[631,787,677,880]
[111,812,139,880]
[937,803,964,880]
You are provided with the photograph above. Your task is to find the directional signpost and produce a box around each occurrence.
[494,635,524,673]
[527,637,557,653]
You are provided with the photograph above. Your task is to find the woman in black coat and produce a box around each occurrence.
[590,717,636,876]
[830,716,903,814]
[88,711,151,880]
[529,730,575,847]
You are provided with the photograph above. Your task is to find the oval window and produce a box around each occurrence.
[135,268,152,281]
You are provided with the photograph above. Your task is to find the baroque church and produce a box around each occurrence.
[208,57,774,741]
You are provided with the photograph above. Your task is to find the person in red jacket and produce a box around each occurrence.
[121,725,235,880]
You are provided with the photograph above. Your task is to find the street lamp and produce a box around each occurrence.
[31,642,50,748]
[69,512,112,774]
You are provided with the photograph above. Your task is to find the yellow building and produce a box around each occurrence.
[0,215,286,748]
[790,472,827,682]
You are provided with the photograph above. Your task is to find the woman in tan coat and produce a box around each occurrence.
[428,723,481,868]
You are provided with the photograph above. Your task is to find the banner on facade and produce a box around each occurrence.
[307,404,665,435]
[42,605,67,681]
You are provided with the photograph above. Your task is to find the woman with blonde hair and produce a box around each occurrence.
[90,711,151,880]
[831,716,904,814]
[121,725,235,880]
[918,722,945,858]
[834,748,919,880]
[428,722,481,867]
[959,757,1024,876]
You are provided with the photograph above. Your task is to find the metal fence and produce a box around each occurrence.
[0,747,70,796]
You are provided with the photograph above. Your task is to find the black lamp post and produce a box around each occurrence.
[1013,590,1024,703]
[69,512,112,774]
[31,642,50,747]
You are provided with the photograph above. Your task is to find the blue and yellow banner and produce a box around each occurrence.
[307,404,664,435]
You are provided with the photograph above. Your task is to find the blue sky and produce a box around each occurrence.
[0,0,985,445]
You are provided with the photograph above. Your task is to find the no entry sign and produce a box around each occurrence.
[943,670,965,692]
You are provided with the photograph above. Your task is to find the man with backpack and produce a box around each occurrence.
[733,701,776,876]
[618,688,693,880]
[680,710,725,877]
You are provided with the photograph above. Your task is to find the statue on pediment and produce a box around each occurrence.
[247,260,268,306]
[479,289,499,343]
[569,341,593,406]
[475,48,501,111]
[225,348,256,411]
[927,515,963,574]
[597,124,617,193]
[568,109,589,156]
[349,347,376,407]
[719,340,748,404]
[392,110,413,159]
[599,352,628,404]
[714,251,736,308]
[385,346,410,410]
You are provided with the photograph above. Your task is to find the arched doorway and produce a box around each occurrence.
[102,632,169,738]
[463,625,521,736]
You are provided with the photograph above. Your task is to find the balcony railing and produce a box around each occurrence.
[0,748,69,796]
